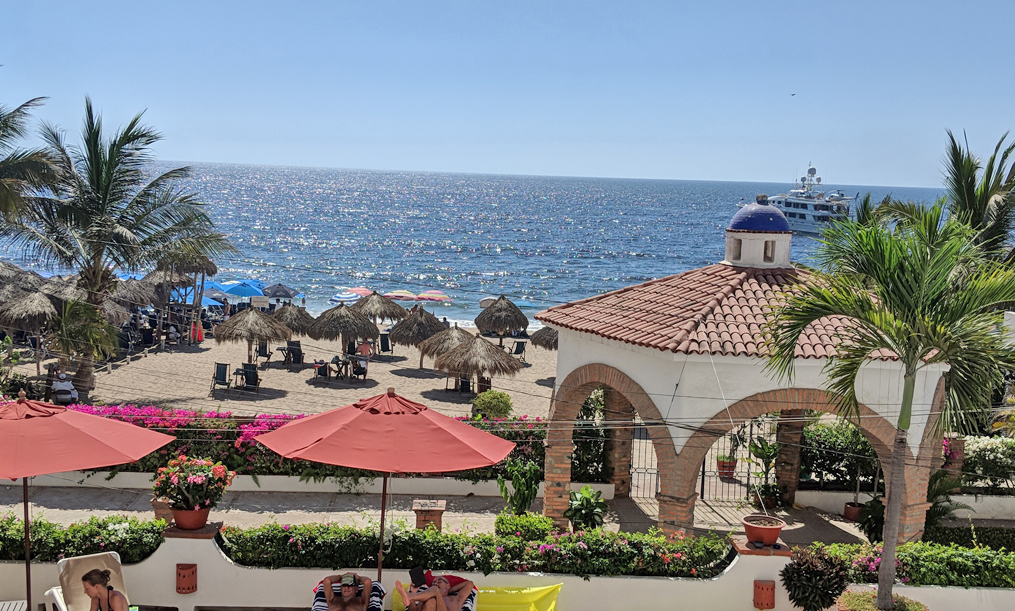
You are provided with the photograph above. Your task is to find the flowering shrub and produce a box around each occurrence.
[494,512,555,540]
[0,514,164,563]
[818,541,1015,588]
[152,456,235,510]
[62,405,560,482]
[961,436,1015,490]
[220,523,732,579]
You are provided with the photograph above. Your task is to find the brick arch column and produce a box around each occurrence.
[544,363,681,532]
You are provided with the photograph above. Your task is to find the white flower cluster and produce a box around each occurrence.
[963,436,1015,487]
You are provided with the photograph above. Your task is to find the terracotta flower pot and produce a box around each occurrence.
[151,497,174,524]
[172,507,211,530]
[741,514,786,546]
[717,458,738,479]
[843,502,863,522]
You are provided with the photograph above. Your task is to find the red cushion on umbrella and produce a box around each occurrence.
[255,389,515,474]
[0,397,176,480]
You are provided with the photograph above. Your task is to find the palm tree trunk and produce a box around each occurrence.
[876,374,915,610]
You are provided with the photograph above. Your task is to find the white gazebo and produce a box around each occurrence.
[536,199,946,542]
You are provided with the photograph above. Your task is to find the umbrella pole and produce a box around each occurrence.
[377,472,388,582]
[36,329,42,377]
[23,477,32,611]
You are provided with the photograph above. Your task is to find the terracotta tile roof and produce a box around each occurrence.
[535,263,877,359]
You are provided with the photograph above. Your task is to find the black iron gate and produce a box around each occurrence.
[696,418,776,501]
[630,424,659,499]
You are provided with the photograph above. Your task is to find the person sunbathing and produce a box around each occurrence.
[82,569,128,611]
[319,572,379,611]
[395,575,476,611]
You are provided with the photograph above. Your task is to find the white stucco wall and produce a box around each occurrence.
[797,490,1015,521]
[554,327,947,456]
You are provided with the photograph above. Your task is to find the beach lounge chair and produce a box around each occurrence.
[45,551,128,611]
[378,332,393,356]
[313,580,386,611]
[241,362,261,392]
[351,358,368,382]
[256,340,272,364]
[508,340,527,362]
[52,388,75,406]
[288,346,305,371]
[211,362,231,394]
[0,601,26,611]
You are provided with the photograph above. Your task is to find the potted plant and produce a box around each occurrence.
[780,548,849,611]
[717,424,747,479]
[563,484,608,531]
[152,455,235,529]
[747,436,781,508]
[741,513,786,545]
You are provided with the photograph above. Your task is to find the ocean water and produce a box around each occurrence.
[5,163,944,324]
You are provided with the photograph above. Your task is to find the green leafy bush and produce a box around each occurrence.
[497,459,541,515]
[779,547,849,611]
[471,390,513,418]
[0,514,164,563]
[923,525,1015,550]
[838,591,926,611]
[857,496,884,543]
[800,422,879,491]
[494,512,555,540]
[0,366,43,400]
[220,522,733,580]
[820,541,1015,588]
[563,485,608,531]
[571,388,612,483]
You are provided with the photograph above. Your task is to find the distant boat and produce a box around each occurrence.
[757,165,856,235]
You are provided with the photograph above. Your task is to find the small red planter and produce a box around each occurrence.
[843,502,863,522]
[172,508,211,530]
[741,514,786,546]
[717,458,738,479]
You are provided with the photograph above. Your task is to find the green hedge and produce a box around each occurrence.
[220,522,733,580]
[0,514,165,563]
[923,525,1015,551]
[819,541,1015,588]
[494,512,556,540]
[800,422,879,491]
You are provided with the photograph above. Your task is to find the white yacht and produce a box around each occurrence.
[765,166,855,234]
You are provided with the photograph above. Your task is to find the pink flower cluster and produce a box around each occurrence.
[69,404,232,430]
[235,414,305,448]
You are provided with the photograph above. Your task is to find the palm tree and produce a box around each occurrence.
[767,204,1015,610]
[943,130,1015,256]
[0,97,57,218]
[47,300,119,371]
[1,98,232,388]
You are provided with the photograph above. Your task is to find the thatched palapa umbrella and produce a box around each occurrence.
[388,307,446,368]
[215,307,292,363]
[112,278,157,309]
[474,295,528,346]
[352,291,409,324]
[0,292,57,376]
[37,276,130,326]
[307,304,378,349]
[434,335,523,388]
[530,326,558,350]
[418,324,473,360]
[273,303,316,336]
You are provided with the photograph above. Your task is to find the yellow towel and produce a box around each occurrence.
[392,584,563,611]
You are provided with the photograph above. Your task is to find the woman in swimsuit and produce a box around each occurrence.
[82,569,128,611]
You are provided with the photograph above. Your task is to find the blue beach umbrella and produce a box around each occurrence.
[329,291,361,305]
[225,282,264,297]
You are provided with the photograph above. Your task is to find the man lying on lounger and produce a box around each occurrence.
[395,575,476,611]
[314,572,385,611]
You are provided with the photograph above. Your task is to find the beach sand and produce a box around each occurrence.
[53,335,559,418]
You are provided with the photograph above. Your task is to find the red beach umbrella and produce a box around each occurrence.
[256,388,514,580]
[349,287,373,297]
[1,392,176,609]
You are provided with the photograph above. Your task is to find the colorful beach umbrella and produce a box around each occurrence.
[417,290,452,302]
[349,287,373,297]
[263,283,300,299]
[383,289,417,301]
[1,392,176,611]
[225,282,264,297]
[255,388,514,581]
[329,291,362,305]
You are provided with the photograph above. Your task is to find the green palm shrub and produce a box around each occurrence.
[563,485,608,530]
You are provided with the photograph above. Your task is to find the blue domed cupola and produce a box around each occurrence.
[724,195,793,268]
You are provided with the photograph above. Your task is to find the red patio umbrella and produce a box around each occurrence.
[1,391,176,610]
[256,388,515,580]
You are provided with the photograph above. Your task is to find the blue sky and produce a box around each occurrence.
[3,1,1012,187]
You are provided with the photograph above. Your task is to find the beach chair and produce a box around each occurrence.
[378,333,393,355]
[256,340,272,364]
[508,340,527,363]
[211,362,231,395]
[52,388,75,406]
[459,376,472,394]
[0,601,26,611]
[45,551,128,611]
[288,346,305,371]
[241,362,261,392]
[312,361,330,385]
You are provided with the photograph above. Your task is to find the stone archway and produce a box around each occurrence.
[544,363,681,532]
[670,385,944,542]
